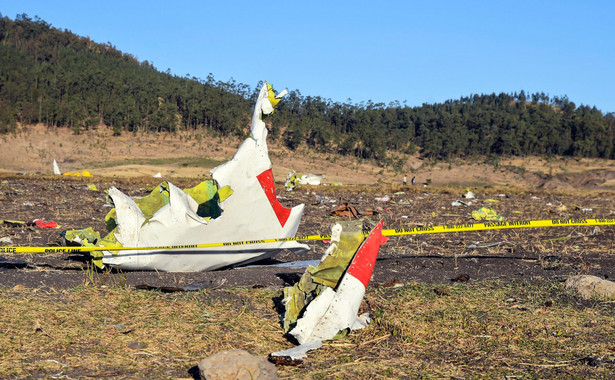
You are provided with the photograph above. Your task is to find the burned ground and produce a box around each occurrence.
[1,173,615,290]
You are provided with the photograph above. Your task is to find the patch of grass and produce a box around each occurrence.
[81,263,128,288]
[0,279,614,378]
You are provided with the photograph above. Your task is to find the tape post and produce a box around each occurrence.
[1,218,614,254]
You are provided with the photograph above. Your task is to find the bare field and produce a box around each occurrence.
[3,124,615,190]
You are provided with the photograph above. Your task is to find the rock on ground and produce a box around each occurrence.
[198,349,278,380]
[565,275,615,300]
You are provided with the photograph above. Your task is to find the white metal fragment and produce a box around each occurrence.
[271,220,387,360]
[463,190,476,199]
[297,173,325,185]
[97,82,308,271]
[53,159,61,175]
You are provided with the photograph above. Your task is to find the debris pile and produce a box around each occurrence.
[63,82,308,271]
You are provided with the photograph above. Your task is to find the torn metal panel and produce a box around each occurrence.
[297,173,325,186]
[285,171,325,191]
[65,82,308,271]
[272,219,387,360]
[63,170,93,177]
[284,171,298,192]
[329,202,378,218]
[472,206,504,221]
[280,221,364,332]
[52,159,61,175]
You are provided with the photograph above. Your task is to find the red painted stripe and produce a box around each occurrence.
[346,219,388,288]
[256,168,291,227]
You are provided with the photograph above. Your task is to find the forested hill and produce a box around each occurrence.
[1,14,614,165]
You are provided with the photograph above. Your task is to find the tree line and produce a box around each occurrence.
[1,14,614,165]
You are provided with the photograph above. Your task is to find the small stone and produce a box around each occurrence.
[198,349,277,380]
[565,275,615,300]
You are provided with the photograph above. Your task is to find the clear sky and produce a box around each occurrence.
[2,1,614,113]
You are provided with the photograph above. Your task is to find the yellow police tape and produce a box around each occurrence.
[1,218,613,255]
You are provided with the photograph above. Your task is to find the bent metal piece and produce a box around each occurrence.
[67,82,308,271]
[271,219,388,360]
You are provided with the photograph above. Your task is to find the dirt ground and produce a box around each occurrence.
[2,173,615,292]
[2,125,615,290]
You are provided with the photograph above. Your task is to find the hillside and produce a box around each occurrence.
[1,14,615,168]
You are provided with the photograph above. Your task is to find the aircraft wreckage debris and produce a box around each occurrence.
[62,82,308,271]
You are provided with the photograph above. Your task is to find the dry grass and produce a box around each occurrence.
[4,124,615,190]
[1,279,614,379]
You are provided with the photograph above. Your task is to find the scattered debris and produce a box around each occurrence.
[246,259,320,269]
[451,200,471,207]
[63,170,93,177]
[284,171,325,191]
[33,219,60,229]
[0,220,26,227]
[87,184,98,191]
[63,82,308,271]
[463,190,476,199]
[329,203,378,218]
[471,206,504,221]
[271,219,387,360]
[311,193,337,205]
[2,219,61,229]
[375,195,391,202]
[298,173,325,185]
[153,172,162,178]
[284,172,298,192]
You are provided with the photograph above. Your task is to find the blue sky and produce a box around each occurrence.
[2,1,614,113]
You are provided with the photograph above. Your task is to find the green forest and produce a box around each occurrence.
[1,14,614,165]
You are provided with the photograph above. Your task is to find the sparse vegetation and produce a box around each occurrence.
[2,172,615,378]
[0,280,613,378]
